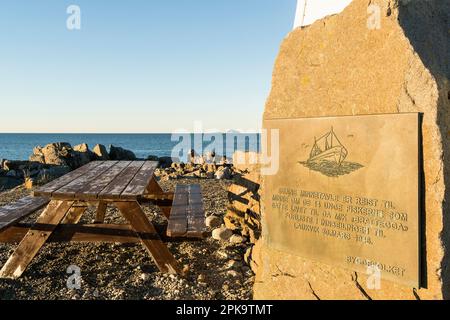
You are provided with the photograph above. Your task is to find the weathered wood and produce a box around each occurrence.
[114,201,182,275]
[120,161,158,199]
[61,206,86,224]
[76,161,132,200]
[52,161,118,199]
[0,196,50,231]
[95,202,107,224]
[0,200,74,279]
[166,185,206,238]
[33,161,102,197]
[98,161,145,200]
[0,224,140,243]
[166,185,189,237]
[0,223,202,244]
[186,185,207,238]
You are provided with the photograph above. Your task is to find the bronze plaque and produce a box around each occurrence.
[263,113,421,287]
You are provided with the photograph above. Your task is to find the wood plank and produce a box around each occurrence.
[76,161,132,200]
[166,185,189,237]
[33,161,102,197]
[52,161,118,199]
[61,206,86,224]
[98,161,145,200]
[94,202,107,223]
[0,200,74,279]
[115,201,182,275]
[186,185,207,238]
[0,224,200,244]
[0,224,139,244]
[120,161,158,199]
[0,196,50,231]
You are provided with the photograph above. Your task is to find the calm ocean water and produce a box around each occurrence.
[0,133,260,162]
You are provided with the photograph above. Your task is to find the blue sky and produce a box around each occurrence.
[0,0,296,133]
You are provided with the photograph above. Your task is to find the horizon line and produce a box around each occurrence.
[0,131,261,135]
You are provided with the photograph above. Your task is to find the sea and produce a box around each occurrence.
[0,133,260,162]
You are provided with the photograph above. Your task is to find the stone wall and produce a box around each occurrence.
[255,0,449,300]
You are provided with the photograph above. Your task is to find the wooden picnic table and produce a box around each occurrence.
[0,160,206,279]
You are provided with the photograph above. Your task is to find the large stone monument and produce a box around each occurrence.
[255,0,449,300]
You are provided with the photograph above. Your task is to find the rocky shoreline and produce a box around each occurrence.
[0,143,262,300]
[0,142,243,191]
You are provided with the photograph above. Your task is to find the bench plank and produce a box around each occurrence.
[34,161,102,197]
[167,184,206,238]
[120,161,158,199]
[0,196,50,231]
[98,161,145,200]
[186,186,206,238]
[166,185,189,237]
[52,161,118,199]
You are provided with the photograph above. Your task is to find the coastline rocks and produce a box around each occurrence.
[28,142,94,169]
[146,155,159,161]
[41,142,72,166]
[37,165,71,182]
[212,226,233,241]
[215,167,232,180]
[93,144,109,160]
[109,145,136,161]
[73,143,95,167]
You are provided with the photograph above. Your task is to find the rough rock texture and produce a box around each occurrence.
[256,0,449,300]
[92,144,109,160]
[225,172,261,244]
[109,145,136,161]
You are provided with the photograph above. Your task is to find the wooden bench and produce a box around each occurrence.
[0,196,50,232]
[166,184,206,239]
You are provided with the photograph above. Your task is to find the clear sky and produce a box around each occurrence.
[0,0,297,133]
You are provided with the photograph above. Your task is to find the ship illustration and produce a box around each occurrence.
[308,127,348,165]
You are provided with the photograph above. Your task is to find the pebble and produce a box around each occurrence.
[140,273,150,281]
[229,234,246,244]
[226,270,240,278]
[212,226,233,241]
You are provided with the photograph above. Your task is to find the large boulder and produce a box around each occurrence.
[29,142,72,167]
[109,145,136,161]
[73,143,94,167]
[93,144,109,160]
[255,0,450,300]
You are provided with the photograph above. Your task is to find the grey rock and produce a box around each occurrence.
[205,215,222,229]
[212,226,233,241]
[109,145,136,161]
[93,144,109,160]
[37,166,71,183]
[215,166,232,180]
[229,234,246,244]
[146,155,159,161]
[73,143,94,167]
[6,169,17,177]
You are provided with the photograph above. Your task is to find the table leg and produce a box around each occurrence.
[0,200,74,279]
[145,176,172,219]
[94,202,107,224]
[114,201,182,275]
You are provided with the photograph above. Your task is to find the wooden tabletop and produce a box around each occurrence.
[34,161,159,201]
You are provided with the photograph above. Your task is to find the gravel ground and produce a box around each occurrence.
[0,178,254,300]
